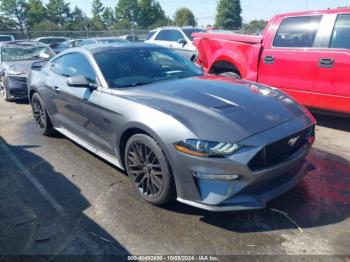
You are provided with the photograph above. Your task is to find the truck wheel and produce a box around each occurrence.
[219,72,241,79]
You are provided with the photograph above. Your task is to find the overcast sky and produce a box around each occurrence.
[59,0,350,25]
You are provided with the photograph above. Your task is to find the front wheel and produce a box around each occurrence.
[1,86,11,102]
[31,93,55,136]
[125,134,176,206]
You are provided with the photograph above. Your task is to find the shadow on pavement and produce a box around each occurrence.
[0,136,129,257]
[313,112,350,132]
[164,148,350,233]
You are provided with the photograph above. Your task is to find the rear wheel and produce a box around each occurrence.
[125,134,175,205]
[31,93,55,136]
[218,71,241,79]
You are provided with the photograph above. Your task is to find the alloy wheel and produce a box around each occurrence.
[127,142,164,197]
[32,98,47,130]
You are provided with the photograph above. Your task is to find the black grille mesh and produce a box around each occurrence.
[248,125,315,171]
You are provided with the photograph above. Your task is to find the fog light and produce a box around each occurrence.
[193,172,240,180]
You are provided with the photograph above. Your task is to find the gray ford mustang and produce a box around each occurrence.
[28,43,316,211]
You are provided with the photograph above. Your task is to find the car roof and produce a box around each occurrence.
[71,43,163,54]
[273,7,350,19]
[0,40,47,47]
[151,26,203,31]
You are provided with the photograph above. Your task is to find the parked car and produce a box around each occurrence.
[0,41,55,101]
[145,26,206,60]
[78,37,129,46]
[51,39,84,54]
[0,35,15,42]
[35,37,70,53]
[35,37,69,45]
[119,35,140,42]
[28,43,315,211]
[193,8,350,116]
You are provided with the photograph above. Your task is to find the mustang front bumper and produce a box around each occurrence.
[168,114,315,211]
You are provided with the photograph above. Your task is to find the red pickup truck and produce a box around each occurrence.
[193,8,350,115]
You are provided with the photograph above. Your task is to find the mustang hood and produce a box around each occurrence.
[125,76,308,142]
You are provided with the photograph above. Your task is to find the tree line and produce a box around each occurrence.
[0,0,200,32]
[0,0,253,33]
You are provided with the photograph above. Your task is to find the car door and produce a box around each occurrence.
[311,13,350,114]
[258,15,324,107]
[46,53,103,147]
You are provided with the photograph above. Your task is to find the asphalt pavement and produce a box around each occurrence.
[0,98,349,260]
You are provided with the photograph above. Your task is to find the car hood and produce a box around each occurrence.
[2,60,43,77]
[122,76,308,142]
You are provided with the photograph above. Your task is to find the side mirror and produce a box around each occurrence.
[67,75,97,90]
[31,60,47,71]
[178,38,187,47]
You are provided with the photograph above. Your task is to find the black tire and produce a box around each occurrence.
[218,71,241,79]
[125,134,176,206]
[1,86,11,102]
[31,93,55,136]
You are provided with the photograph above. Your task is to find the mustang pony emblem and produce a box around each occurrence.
[288,136,300,147]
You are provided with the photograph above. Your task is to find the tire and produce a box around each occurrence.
[1,86,11,102]
[125,134,176,206]
[31,93,55,136]
[218,71,241,79]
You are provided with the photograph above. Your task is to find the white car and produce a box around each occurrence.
[0,35,15,42]
[145,27,206,60]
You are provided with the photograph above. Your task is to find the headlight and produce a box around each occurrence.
[174,139,241,157]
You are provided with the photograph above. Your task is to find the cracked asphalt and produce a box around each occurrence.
[0,98,349,259]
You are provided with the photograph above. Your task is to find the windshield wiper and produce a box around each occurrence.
[126,81,153,87]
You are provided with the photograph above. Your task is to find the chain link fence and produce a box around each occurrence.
[0,30,149,41]
[0,28,261,41]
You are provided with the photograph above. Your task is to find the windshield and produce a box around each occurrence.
[182,29,206,40]
[0,36,13,42]
[1,44,55,62]
[94,47,203,88]
[39,38,66,44]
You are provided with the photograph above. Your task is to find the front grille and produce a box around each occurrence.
[248,125,315,171]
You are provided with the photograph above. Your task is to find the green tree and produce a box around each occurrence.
[65,6,85,31]
[91,0,104,18]
[0,0,28,31]
[0,15,16,30]
[102,7,115,29]
[115,0,139,24]
[244,19,267,34]
[91,0,105,29]
[174,7,196,26]
[215,0,242,30]
[27,0,46,28]
[46,0,71,27]
[137,0,165,29]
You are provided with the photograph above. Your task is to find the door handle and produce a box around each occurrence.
[319,58,334,68]
[264,56,275,64]
[53,86,60,93]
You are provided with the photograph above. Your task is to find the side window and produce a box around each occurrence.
[50,57,64,75]
[330,14,350,49]
[274,16,322,48]
[146,31,156,40]
[51,53,97,83]
[155,30,184,42]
